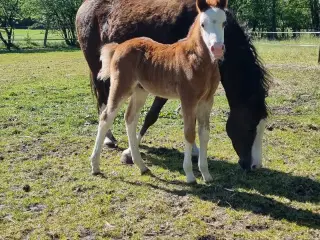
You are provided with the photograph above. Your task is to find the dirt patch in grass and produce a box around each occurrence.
[267,120,319,132]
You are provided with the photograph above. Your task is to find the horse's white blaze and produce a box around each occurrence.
[199,7,226,59]
[183,140,196,183]
[251,119,267,168]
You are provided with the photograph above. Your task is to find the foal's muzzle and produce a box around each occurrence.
[211,42,225,59]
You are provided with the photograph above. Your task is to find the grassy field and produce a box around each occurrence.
[0,43,319,239]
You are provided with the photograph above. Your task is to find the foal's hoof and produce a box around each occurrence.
[203,174,214,183]
[186,175,197,184]
[141,167,151,175]
[120,149,134,165]
[92,170,101,176]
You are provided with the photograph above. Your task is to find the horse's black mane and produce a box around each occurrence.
[220,10,272,118]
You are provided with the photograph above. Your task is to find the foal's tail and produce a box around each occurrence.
[98,43,119,81]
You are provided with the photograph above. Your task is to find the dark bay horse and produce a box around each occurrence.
[76,0,271,171]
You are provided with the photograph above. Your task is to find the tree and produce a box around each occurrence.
[309,0,320,34]
[23,0,82,47]
[0,0,21,50]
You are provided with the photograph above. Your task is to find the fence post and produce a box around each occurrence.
[318,46,320,64]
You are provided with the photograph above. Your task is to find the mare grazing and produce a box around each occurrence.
[90,0,227,183]
[76,0,271,171]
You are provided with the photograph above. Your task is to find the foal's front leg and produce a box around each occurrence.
[181,101,197,183]
[120,97,168,164]
[197,100,214,183]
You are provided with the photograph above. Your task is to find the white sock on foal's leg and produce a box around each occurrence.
[183,140,196,183]
[90,110,118,174]
[198,125,213,183]
[125,88,149,174]
[126,117,149,174]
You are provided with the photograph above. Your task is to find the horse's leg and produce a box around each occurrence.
[181,99,197,184]
[139,97,168,139]
[99,100,118,148]
[76,12,118,149]
[125,87,149,174]
[196,99,214,183]
[121,96,167,164]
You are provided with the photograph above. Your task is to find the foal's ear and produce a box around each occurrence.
[197,0,228,11]
[196,0,210,12]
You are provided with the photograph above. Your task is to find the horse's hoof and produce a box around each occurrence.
[105,143,118,148]
[141,167,151,175]
[104,138,118,148]
[120,149,134,165]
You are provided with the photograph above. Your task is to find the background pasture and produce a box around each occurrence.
[0,43,319,239]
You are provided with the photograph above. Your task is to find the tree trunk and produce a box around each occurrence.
[0,27,19,50]
[309,0,320,36]
[271,0,277,40]
[0,31,10,50]
[44,18,50,47]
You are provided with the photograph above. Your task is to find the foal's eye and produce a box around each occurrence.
[201,23,204,28]
[212,20,217,24]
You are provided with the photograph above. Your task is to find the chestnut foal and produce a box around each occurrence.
[90,0,227,183]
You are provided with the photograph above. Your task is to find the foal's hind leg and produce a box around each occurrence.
[99,102,118,148]
[90,81,130,174]
[90,103,123,174]
[121,97,167,164]
[125,87,149,174]
[196,99,214,183]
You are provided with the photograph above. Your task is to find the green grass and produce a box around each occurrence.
[0,43,319,239]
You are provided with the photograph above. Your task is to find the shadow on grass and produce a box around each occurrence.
[0,47,80,54]
[124,145,320,229]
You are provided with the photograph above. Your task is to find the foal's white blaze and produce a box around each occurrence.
[199,7,226,60]
[251,119,267,168]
